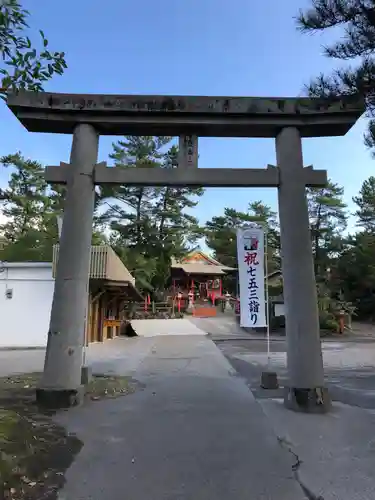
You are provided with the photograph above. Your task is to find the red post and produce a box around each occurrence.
[219,278,222,297]
[144,296,148,312]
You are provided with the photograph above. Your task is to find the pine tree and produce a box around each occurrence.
[205,204,280,295]
[103,138,204,292]
[0,1,67,98]
[0,153,47,238]
[205,208,253,269]
[148,145,204,290]
[205,203,280,271]
[102,136,169,249]
[0,153,104,261]
[306,179,347,279]
[150,145,203,255]
[296,1,375,150]
[0,152,53,260]
[353,176,375,231]
[333,231,375,319]
[248,201,280,273]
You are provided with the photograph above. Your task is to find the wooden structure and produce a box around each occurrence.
[170,249,235,303]
[192,306,217,318]
[52,244,142,343]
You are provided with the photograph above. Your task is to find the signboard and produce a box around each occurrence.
[178,135,198,169]
[236,227,267,327]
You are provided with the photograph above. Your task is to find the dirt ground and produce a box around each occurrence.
[0,373,141,500]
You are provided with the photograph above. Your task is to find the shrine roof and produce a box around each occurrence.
[171,249,235,275]
[177,263,226,275]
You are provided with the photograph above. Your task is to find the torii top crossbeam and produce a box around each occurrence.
[7,91,365,137]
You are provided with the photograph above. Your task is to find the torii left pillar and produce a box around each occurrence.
[36,124,98,408]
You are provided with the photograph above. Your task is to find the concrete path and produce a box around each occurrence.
[260,399,375,500]
[56,336,303,499]
[132,318,206,337]
[189,315,254,341]
[190,315,375,343]
[217,338,375,498]
[229,340,375,371]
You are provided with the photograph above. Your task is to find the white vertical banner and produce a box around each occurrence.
[236,226,267,327]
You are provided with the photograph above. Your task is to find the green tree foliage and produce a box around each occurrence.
[205,203,280,271]
[353,176,375,231]
[150,145,204,254]
[101,137,204,292]
[331,175,375,319]
[0,153,104,261]
[332,232,375,319]
[101,136,169,249]
[204,203,281,295]
[205,208,254,269]
[296,0,374,149]
[306,179,347,279]
[0,1,67,99]
[247,201,280,273]
[0,153,60,260]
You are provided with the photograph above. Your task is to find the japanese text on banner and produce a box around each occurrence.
[236,227,267,328]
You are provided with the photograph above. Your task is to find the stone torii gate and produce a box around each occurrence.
[7,92,364,411]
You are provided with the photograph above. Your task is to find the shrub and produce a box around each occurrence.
[319,311,338,332]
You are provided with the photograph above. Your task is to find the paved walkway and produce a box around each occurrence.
[56,336,303,499]
[260,399,375,500]
[132,318,207,337]
[190,316,375,342]
[230,340,375,371]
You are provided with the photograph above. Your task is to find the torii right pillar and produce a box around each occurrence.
[276,127,330,413]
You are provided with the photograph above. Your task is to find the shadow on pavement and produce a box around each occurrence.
[218,344,375,410]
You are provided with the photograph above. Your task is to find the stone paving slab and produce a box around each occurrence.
[56,336,304,500]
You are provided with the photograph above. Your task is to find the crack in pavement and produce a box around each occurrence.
[277,436,325,500]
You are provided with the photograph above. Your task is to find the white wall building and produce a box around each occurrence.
[0,262,54,348]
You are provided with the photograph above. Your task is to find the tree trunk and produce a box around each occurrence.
[158,187,170,239]
[135,188,144,246]
[314,203,322,279]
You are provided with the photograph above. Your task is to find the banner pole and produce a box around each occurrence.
[264,228,270,366]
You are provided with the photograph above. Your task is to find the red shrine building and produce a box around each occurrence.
[170,249,235,302]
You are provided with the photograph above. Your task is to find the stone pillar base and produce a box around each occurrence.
[284,386,331,414]
[36,385,84,410]
[260,371,279,389]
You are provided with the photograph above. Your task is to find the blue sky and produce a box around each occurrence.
[0,0,371,234]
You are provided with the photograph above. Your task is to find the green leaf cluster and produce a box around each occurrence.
[0,1,66,99]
